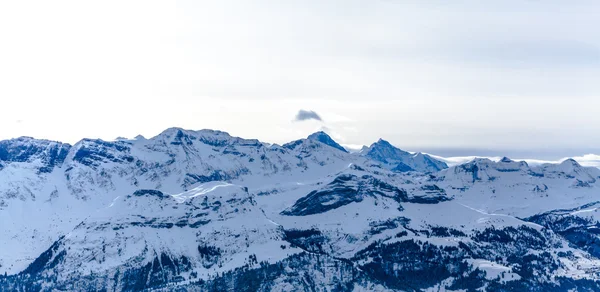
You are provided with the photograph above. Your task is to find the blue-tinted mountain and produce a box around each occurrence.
[363,138,448,172]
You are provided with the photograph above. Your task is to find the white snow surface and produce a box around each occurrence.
[1,127,600,285]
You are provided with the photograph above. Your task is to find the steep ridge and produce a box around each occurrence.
[0,137,71,173]
[2,129,600,291]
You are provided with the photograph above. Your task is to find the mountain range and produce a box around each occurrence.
[2,128,600,291]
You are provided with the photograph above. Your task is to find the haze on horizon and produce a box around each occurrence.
[1,1,599,160]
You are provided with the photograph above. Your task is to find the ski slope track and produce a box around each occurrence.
[1,128,600,291]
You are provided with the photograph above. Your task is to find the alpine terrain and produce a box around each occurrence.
[2,128,600,291]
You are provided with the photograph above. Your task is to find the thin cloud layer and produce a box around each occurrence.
[294,110,323,122]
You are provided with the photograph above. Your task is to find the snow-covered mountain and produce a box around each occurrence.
[363,139,448,173]
[2,128,600,291]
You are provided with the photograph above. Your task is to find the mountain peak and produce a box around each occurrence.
[369,139,409,155]
[472,158,495,164]
[155,127,230,138]
[306,131,328,139]
[150,127,241,148]
[374,138,393,147]
[554,158,584,173]
[306,131,348,152]
[364,139,447,172]
[367,139,409,158]
[561,158,580,166]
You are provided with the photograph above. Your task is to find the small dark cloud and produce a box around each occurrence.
[294,110,322,122]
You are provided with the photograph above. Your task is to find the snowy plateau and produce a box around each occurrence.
[2,128,600,291]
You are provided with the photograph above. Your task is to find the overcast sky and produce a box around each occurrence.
[1,1,599,159]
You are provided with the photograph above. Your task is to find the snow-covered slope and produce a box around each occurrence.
[0,128,357,275]
[2,128,600,291]
[436,157,600,217]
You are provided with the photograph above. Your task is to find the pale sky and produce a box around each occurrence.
[1,1,599,159]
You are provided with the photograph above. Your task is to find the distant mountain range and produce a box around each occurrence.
[2,128,600,291]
